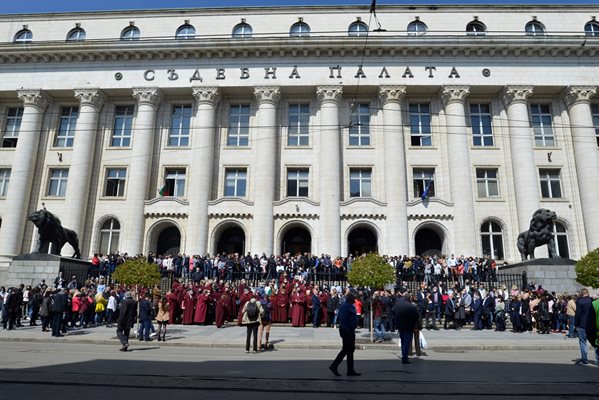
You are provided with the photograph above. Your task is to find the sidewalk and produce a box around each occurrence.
[0,323,580,351]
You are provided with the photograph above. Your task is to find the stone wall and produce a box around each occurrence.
[3,254,90,288]
[499,259,583,294]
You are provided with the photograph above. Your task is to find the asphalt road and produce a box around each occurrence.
[0,342,597,399]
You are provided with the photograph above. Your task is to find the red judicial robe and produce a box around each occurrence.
[181,292,195,325]
[291,292,306,327]
[194,294,210,324]
[215,293,229,328]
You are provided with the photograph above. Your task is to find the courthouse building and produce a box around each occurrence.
[0,4,598,266]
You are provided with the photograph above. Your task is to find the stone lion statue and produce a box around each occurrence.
[517,208,558,261]
[28,209,81,259]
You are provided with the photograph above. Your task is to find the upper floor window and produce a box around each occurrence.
[1,107,23,148]
[290,22,310,37]
[288,104,310,146]
[228,104,250,147]
[348,21,368,37]
[176,24,196,39]
[530,104,554,146]
[409,103,432,146]
[407,20,427,36]
[591,104,599,146]
[413,168,435,199]
[164,168,186,197]
[349,168,372,198]
[111,105,134,147]
[470,104,493,146]
[525,20,545,36]
[349,103,371,146]
[585,20,599,36]
[66,27,86,41]
[476,168,499,198]
[0,168,10,197]
[14,29,32,43]
[47,168,69,197]
[232,22,252,38]
[104,168,127,197]
[168,105,192,147]
[287,168,309,197]
[466,20,486,36]
[481,220,504,260]
[224,168,247,197]
[54,106,79,148]
[121,26,140,40]
[539,168,562,198]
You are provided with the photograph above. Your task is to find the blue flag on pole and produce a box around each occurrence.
[421,180,431,200]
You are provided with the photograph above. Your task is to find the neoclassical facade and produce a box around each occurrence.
[0,5,598,265]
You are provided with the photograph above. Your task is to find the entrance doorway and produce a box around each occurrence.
[281,227,311,255]
[415,227,443,257]
[216,226,245,255]
[348,227,378,256]
[156,226,181,256]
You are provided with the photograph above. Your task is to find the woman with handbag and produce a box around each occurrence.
[156,296,170,342]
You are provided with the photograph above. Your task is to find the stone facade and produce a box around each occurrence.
[0,5,598,264]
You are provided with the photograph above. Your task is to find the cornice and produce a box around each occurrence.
[406,198,454,207]
[273,198,320,207]
[340,198,387,207]
[208,197,254,206]
[2,36,597,65]
[144,197,189,206]
[408,214,454,221]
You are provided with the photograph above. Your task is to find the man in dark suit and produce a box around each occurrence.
[473,291,483,330]
[117,291,137,352]
[312,289,321,328]
[392,293,420,364]
[329,292,360,377]
[444,292,456,330]
[138,292,153,341]
[50,288,68,337]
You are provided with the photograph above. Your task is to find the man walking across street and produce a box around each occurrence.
[329,291,361,377]
[117,291,137,352]
[392,293,420,364]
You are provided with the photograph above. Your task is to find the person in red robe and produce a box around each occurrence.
[166,290,177,324]
[228,288,237,322]
[194,290,210,324]
[277,289,289,322]
[215,291,230,328]
[320,290,330,326]
[181,288,195,325]
[290,287,306,327]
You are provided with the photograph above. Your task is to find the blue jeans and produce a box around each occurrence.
[576,327,599,364]
[374,318,385,341]
[399,330,413,362]
[139,319,151,340]
[568,316,576,337]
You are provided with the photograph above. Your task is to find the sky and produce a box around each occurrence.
[0,0,597,14]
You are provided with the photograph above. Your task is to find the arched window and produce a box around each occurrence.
[525,20,545,36]
[99,218,120,255]
[407,20,427,36]
[466,20,487,36]
[584,21,599,37]
[176,24,196,39]
[232,22,252,38]
[481,220,504,259]
[348,21,368,37]
[14,29,33,43]
[66,27,86,41]
[121,26,140,40]
[553,222,570,258]
[290,22,310,37]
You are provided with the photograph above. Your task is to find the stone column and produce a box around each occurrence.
[502,86,540,233]
[316,86,343,256]
[441,86,476,255]
[187,87,220,256]
[0,90,49,257]
[121,87,162,256]
[64,89,106,249]
[251,87,280,255]
[561,86,599,251]
[379,86,409,255]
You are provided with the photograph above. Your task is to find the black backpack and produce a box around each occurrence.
[246,301,259,321]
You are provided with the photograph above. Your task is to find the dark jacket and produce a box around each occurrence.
[585,299,598,348]
[50,291,68,313]
[138,298,153,321]
[117,298,138,329]
[392,297,419,332]
[337,302,357,335]
[575,296,593,329]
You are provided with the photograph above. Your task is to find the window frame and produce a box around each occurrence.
[176,24,196,39]
[476,168,500,198]
[407,20,427,36]
[552,222,570,258]
[286,168,309,198]
[167,105,192,147]
[54,106,79,148]
[104,167,127,198]
[66,27,86,41]
[2,107,24,148]
[409,103,432,147]
[47,168,69,197]
[164,168,186,198]
[348,103,371,146]
[99,218,121,255]
[224,167,248,197]
[412,168,436,199]
[525,20,546,36]
[232,23,253,38]
[110,105,134,148]
[290,22,310,37]
[287,103,310,147]
[14,29,32,43]
[121,26,140,41]
[348,21,369,37]
[227,104,251,147]
[585,21,599,36]
[591,103,599,147]
[466,21,487,36]
[539,168,562,199]
[530,104,555,147]
[480,220,504,260]
[0,168,10,197]
[349,168,372,198]
[470,103,494,146]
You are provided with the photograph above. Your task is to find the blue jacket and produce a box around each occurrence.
[138,298,153,321]
[575,296,593,329]
[337,302,357,335]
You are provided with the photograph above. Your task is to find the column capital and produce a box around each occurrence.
[502,85,533,107]
[378,85,407,105]
[561,86,597,109]
[132,87,162,108]
[440,85,470,107]
[74,88,106,109]
[192,86,221,107]
[254,86,281,106]
[17,89,50,111]
[316,85,343,104]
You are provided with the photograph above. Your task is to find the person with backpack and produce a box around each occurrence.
[241,295,264,353]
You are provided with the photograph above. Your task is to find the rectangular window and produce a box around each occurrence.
[54,106,78,147]
[287,168,309,197]
[111,105,134,147]
[168,105,192,147]
[224,168,247,197]
[531,104,555,147]
[539,168,562,198]
[349,103,371,146]
[288,104,310,146]
[409,103,432,146]
[476,168,499,198]
[470,104,493,146]
[591,104,599,146]
[413,168,436,198]
[104,168,127,197]
[227,105,250,147]
[2,107,23,148]
[0,168,10,197]
[349,168,372,198]
[164,168,186,197]
[47,168,69,197]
